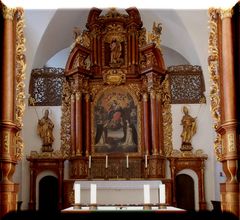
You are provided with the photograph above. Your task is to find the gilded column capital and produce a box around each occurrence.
[85,93,90,102]
[150,90,156,99]
[220,8,233,19]
[75,92,82,101]
[156,93,161,101]
[71,94,75,102]
[143,93,148,102]
[2,5,16,20]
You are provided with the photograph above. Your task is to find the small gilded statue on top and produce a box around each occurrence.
[180,106,197,151]
[110,37,122,65]
[37,109,54,152]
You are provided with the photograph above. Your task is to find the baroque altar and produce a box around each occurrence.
[61,7,172,208]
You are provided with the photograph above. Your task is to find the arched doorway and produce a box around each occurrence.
[175,174,195,210]
[39,176,58,212]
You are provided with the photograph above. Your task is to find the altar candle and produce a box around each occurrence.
[89,155,91,169]
[143,184,150,204]
[145,154,147,168]
[90,184,97,204]
[159,184,166,204]
[73,182,81,204]
[126,154,129,168]
[105,155,108,168]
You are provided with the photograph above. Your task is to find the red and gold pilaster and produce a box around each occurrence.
[150,90,159,155]
[70,94,76,156]
[217,8,239,217]
[143,93,150,154]
[85,93,91,156]
[75,91,83,156]
[156,92,164,155]
[0,4,20,218]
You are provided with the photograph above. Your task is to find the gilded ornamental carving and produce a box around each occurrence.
[103,69,126,85]
[208,8,222,161]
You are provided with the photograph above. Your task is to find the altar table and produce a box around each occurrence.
[61,205,184,213]
[72,180,165,205]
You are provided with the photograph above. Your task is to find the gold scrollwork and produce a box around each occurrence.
[89,83,103,100]
[147,21,162,48]
[208,8,222,161]
[60,79,71,158]
[139,27,147,47]
[103,69,126,86]
[170,149,208,158]
[128,83,142,101]
[15,8,26,160]
[28,150,64,159]
[71,28,91,51]
[3,132,10,153]
[161,75,173,156]
[227,133,235,152]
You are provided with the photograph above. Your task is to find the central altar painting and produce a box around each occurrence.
[93,87,140,154]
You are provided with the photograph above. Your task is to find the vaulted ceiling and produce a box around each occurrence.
[23,8,209,90]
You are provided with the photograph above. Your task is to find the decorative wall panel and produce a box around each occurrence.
[168,65,206,104]
[29,67,64,106]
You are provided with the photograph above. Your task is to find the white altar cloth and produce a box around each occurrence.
[62,206,184,212]
[73,180,164,204]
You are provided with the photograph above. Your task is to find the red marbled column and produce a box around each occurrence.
[143,93,150,154]
[1,10,14,122]
[75,92,83,156]
[156,93,164,155]
[85,94,91,156]
[128,34,131,65]
[150,90,159,155]
[131,33,135,64]
[70,94,76,156]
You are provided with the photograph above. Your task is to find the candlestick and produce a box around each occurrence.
[159,184,166,204]
[143,184,150,204]
[89,155,91,169]
[105,155,108,168]
[145,154,147,168]
[73,182,81,204]
[126,155,129,168]
[90,184,97,204]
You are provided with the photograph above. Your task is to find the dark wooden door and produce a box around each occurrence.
[39,176,58,212]
[176,174,195,210]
